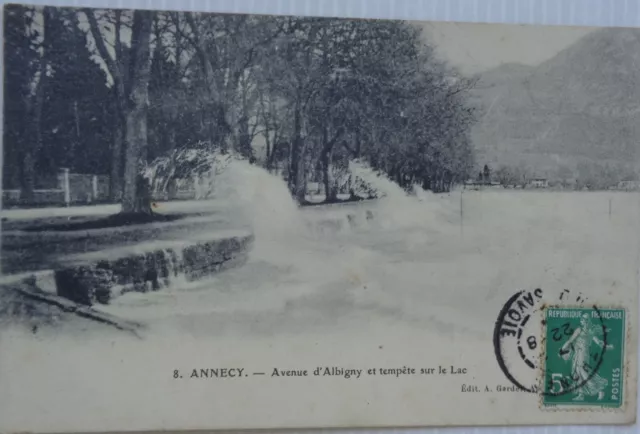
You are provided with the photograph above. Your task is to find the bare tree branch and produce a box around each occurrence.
[84,9,121,85]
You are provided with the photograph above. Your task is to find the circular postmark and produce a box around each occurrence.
[493,289,610,398]
[493,289,545,393]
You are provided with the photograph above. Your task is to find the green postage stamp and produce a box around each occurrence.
[543,307,625,408]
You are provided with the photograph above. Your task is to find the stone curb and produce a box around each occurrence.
[6,282,144,336]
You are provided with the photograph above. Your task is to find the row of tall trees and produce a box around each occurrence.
[4,6,115,196]
[4,5,477,213]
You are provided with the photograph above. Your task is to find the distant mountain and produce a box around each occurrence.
[473,62,533,88]
[469,28,640,178]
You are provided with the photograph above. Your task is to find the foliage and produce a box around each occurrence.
[143,142,236,198]
[4,7,479,206]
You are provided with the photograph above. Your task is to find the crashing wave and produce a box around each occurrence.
[143,143,239,200]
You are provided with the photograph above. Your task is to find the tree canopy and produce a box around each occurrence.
[4,6,478,209]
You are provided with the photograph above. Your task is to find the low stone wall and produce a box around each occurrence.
[53,231,253,306]
[302,204,376,236]
[2,216,235,275]
[2,203,376,313]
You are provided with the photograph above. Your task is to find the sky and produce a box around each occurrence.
[47,8,596,83]
[419,21,595,74]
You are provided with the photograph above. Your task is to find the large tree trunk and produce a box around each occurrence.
[109,114,124,201]
[288,101,300,192]
[293,142,307,204]
[237,115,252,158]
[20,151,36,202]
[121,10,153,214]
[21,7,53,202]
[288,99,307,203]
[320,124,344,203]
[289,136,307,203]
[21,84,43,202]
[422,176,431,191]
[86,8,130,204]
[267,142,279,172]
[264,134,272,170]
[321,147,336,203]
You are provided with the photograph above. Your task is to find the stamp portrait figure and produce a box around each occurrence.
[559,313,613,401]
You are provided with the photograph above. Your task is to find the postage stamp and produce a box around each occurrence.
[541,307,625,408]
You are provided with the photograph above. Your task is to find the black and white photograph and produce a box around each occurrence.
[0,3,638,432]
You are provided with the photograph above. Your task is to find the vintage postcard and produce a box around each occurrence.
[0,3,638,432]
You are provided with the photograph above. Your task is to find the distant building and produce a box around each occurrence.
[617,180,640,191]
[463,180,503,189]
[528,178,549,188]
[463,180,483,189]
